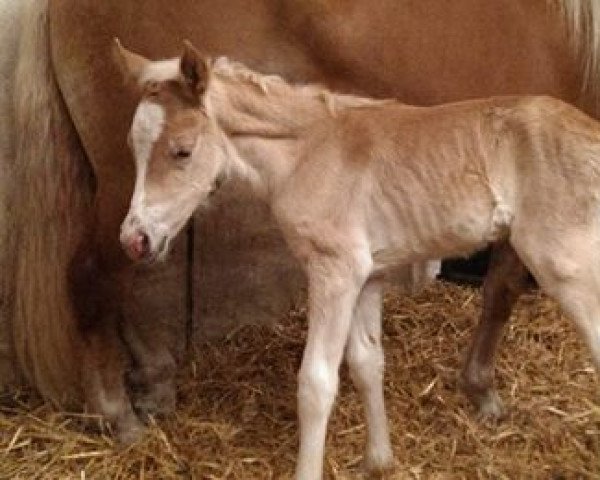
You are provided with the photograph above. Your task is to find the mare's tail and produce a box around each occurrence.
[10,0,95,405]
[559,0,600,112]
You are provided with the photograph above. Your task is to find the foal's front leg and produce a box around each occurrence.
[296,257,366,480]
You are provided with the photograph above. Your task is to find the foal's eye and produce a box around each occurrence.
[145,80,161,97]
[172,148,192,160]
[169,139,195,163]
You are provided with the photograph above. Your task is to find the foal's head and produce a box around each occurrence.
[115,41,228,263]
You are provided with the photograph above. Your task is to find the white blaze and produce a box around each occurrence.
[139,58,180,85]
[129,100,166,209]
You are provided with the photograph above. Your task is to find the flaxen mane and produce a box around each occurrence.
[211,56,387,116]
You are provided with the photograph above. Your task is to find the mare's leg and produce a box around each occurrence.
[69,245,143,443]
[80,315,143,443]
[121,312,177,418]
[461,242,529,418]
[296,256,366,480]
[345,278,394,474]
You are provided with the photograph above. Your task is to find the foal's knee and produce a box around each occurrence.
[297,362,338,418]
[346,335,384,391]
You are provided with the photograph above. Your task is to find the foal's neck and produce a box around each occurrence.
[208,69,336,198]
[210,71,333,138]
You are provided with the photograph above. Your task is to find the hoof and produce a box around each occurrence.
[364,447,396,477]
[459,372,506,421]
[474,389,506,421]
[115,416,145,445]
[132,381,177,420]
[127,362,177,421]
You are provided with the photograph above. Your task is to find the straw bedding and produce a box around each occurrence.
[1,281,598,479]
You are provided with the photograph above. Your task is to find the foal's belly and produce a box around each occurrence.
[369,190,506,271]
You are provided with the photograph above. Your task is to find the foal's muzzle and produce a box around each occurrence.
[121,210,170,263]
[121,229,151,262]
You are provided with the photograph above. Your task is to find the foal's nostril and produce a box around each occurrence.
[139,232,150,253]
[129,230,150,260]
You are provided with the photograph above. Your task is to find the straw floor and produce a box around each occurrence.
[1,281,599,479]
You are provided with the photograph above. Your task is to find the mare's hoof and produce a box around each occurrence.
[133,381,177,421]
[115,417,145,445]
[459,372,506,421]
[473,389,506,421]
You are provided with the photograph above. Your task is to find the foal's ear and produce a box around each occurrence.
[112,38,150,85]
[180,40,210,96]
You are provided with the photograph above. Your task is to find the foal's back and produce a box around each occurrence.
[331,95,600,263]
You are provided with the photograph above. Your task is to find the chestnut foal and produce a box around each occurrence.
[116,41,600,478]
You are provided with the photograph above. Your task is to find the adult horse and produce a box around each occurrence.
[9,0,600,440]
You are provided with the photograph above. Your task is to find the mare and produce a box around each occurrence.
[116,42,600,479]
[9,0,600,440]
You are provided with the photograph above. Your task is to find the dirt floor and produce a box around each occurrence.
[1,281,599,479]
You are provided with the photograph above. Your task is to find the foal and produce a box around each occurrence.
[116,41,600,479]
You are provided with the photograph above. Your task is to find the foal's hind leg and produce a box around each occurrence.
[513,236,600,373]
[461,242,529,419]
[345,278,394,474]
[552,282,600,372]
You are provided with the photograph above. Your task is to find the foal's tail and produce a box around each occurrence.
[558,0,600,113]
[9,0,94,405]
